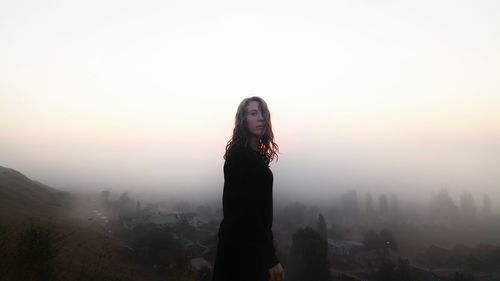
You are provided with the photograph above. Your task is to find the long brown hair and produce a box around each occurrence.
[224,96,279,166]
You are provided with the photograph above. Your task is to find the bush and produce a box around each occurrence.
[286,227,331,281]
[16,219,61,281]
[132,225,189,271]
[0,222,10,277]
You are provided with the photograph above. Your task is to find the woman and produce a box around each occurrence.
[212,97,285,281]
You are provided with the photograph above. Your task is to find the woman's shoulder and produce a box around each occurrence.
[227,144,248,155]
[226,144,253,162]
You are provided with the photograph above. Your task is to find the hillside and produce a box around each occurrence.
[0,166,174,281]
[0,166,71,220]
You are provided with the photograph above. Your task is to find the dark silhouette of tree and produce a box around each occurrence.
[464,254,482,271]
[379,194,389,217]
[366,192,374,216]
[376,259,395,281]
[459,192,477,222]
[363,230,382,253]
[485,247,500,270]
[16,220,61,281]
[119,192,130,204]
[340,189,360,220]
[363,230,380,249]
[482,194,493,220]
[428,189,459,224]
[197,266,212,281]
[132,225,188,271]
[172,220,198,242]
[100,190,111,209]
[306,205,319,226]
[118,192,134,221]
[286,227,331,281]
[0,222,10,278]
[393,258,411,281]
[316,213,328,241]
[0,222,7,250]
[452,272,475,281]
[136,200,141,218]
[390,194,400,217]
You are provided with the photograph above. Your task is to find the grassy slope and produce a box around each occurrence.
[0,166,190,281]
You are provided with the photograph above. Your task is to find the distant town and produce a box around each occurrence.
[89,187,500,281]
[1,165,500,281]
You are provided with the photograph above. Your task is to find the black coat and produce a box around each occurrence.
[212,144,278,281]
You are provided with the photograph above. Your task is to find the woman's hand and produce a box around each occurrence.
[268,263,285,281]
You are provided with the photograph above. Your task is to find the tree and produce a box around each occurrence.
[16,220,61,281]
[132,225,188,270]
[464,254,482,271]
[485,247,500,270]
[363,230,382,251]
[482,194,493,220]
[393,258,411,281]
[376,259,395,281]
[390,194,400,216]
[340,190,360,220]
[428,189,459,224]
[366,192,374,216]
[0,222,10,277]
[172,220,198,242]
[306,205,319,226]
[119,192,130,204]
[374,258,411,281]
[452,272,475,281]
[136,200,142,218]
[379,194,389,217]
[459,192,477,222]
[100,190,111,208]
[197,266,212,281]
[316,213,328,241]
[118,192,134,221]
[286,227,331,281]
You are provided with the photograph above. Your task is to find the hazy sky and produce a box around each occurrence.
[1,0,499,202]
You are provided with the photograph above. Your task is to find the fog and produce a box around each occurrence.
[3,2,500,279]
[2,121,500,203]
[2,132,499,210]
[1,0,500,206]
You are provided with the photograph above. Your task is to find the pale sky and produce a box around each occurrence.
[1,0,499,202]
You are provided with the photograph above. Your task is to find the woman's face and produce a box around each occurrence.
[245,101,266,138]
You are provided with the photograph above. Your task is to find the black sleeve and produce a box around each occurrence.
[223,147,279,268]
[261,222,279,269]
